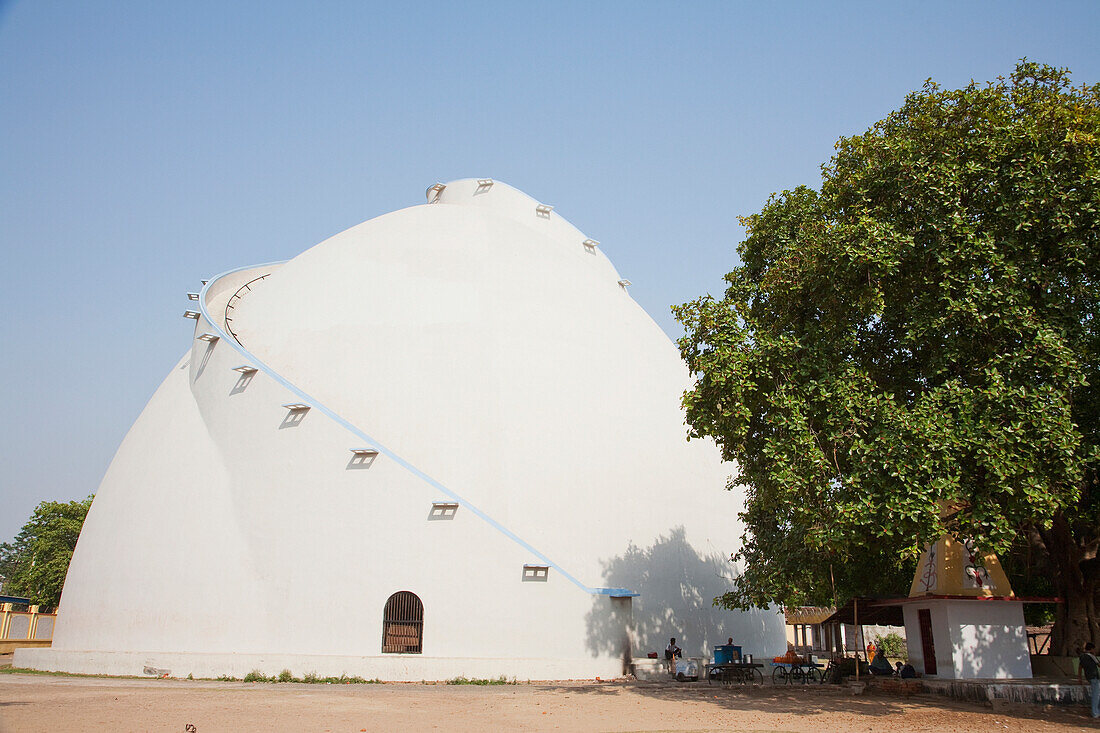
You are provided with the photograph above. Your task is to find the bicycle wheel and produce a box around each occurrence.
[788,667,805,684]
[752,668,764,685]
[807,667,823,684]
[771,666,787,684]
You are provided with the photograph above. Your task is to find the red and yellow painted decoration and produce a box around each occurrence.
[909,535,1014,598]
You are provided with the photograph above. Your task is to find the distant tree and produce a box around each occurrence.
[874,632,908,660]
[673,61,1100,654]
[0,497,93,608]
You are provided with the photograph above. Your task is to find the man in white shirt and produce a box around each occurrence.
[665,637,682,673]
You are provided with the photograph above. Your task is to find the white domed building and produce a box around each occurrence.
[18,180,785,680]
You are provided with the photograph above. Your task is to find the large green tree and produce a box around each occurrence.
[674,62,1100,654]
[0,497,93,608]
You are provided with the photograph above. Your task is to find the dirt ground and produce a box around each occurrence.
[3,673,1100,733]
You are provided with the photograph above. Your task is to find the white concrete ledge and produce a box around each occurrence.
[14,648,625,682]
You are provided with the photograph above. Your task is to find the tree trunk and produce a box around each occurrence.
[1039,513,1100,656]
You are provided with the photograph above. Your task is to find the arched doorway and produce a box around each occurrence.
[382,591,423,654]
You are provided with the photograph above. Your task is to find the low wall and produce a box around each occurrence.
[1030,655,1076,678]
[0,639,51,654]
[920,677,1089,706]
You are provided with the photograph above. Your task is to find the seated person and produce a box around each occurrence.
[868,649,893,675]
[899,662,917,678]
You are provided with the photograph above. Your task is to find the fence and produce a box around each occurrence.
[0,603,55,653]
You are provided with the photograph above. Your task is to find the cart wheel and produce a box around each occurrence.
[752,668,764,685]
[807,668,823,684]
[771,666,787,684]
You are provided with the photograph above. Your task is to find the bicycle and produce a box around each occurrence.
[772,661,823,684]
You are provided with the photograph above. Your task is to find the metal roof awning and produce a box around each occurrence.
[875,594,1061,604]
[784,606,836,625]
[821,597,906,627]
[820,594,1061,628]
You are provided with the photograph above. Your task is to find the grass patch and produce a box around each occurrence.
[446,675,514,685]
[241,669,382,684]
[1,666,384,685]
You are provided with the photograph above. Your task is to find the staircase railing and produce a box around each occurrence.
[224,273,270,345]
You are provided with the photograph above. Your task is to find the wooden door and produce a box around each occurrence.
[917,608,937,675]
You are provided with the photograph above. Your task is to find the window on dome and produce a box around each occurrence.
[382,591,423,654]
[522,565,549,582]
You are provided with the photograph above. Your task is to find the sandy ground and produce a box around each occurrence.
[2,674,1100,733]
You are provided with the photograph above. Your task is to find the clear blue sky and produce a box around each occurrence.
[2,1,1098,541]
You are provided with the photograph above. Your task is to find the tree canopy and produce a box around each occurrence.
[673,62,1100,650]
[0,497,93,608]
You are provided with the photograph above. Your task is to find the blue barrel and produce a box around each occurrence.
[714,645,741,664]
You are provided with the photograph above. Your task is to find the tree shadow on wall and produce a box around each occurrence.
[584,527,786,661]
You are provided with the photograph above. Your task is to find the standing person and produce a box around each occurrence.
[665,637,682,674]
[1079,642,1100,718]
[726,637,736,661]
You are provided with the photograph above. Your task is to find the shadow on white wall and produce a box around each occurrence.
[957,622,1031,678]
[584,526,785,663]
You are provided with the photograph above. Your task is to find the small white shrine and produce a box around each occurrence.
[894,535,1032,679]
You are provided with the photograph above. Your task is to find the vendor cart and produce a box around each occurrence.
[705,662,764,685]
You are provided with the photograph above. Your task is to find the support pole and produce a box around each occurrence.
[853,598,860,681]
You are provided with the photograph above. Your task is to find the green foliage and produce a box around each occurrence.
[874,633,907,660]
[240,669,380,684]
[674,61,1100,612]
[324,674,381,684]
[998,538,1058,626]
[0,497,94,608]
[446,675,513,685]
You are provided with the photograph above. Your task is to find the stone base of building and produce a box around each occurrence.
[14,648,626,682]
[914,677,1088,706]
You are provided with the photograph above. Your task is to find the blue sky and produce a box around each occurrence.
[2,1,1098,541]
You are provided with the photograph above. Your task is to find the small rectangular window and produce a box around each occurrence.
[523,565,549,582]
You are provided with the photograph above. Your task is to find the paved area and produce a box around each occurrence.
[2,672,1098,732]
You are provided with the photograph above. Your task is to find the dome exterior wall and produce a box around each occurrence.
[17,180,785,680]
